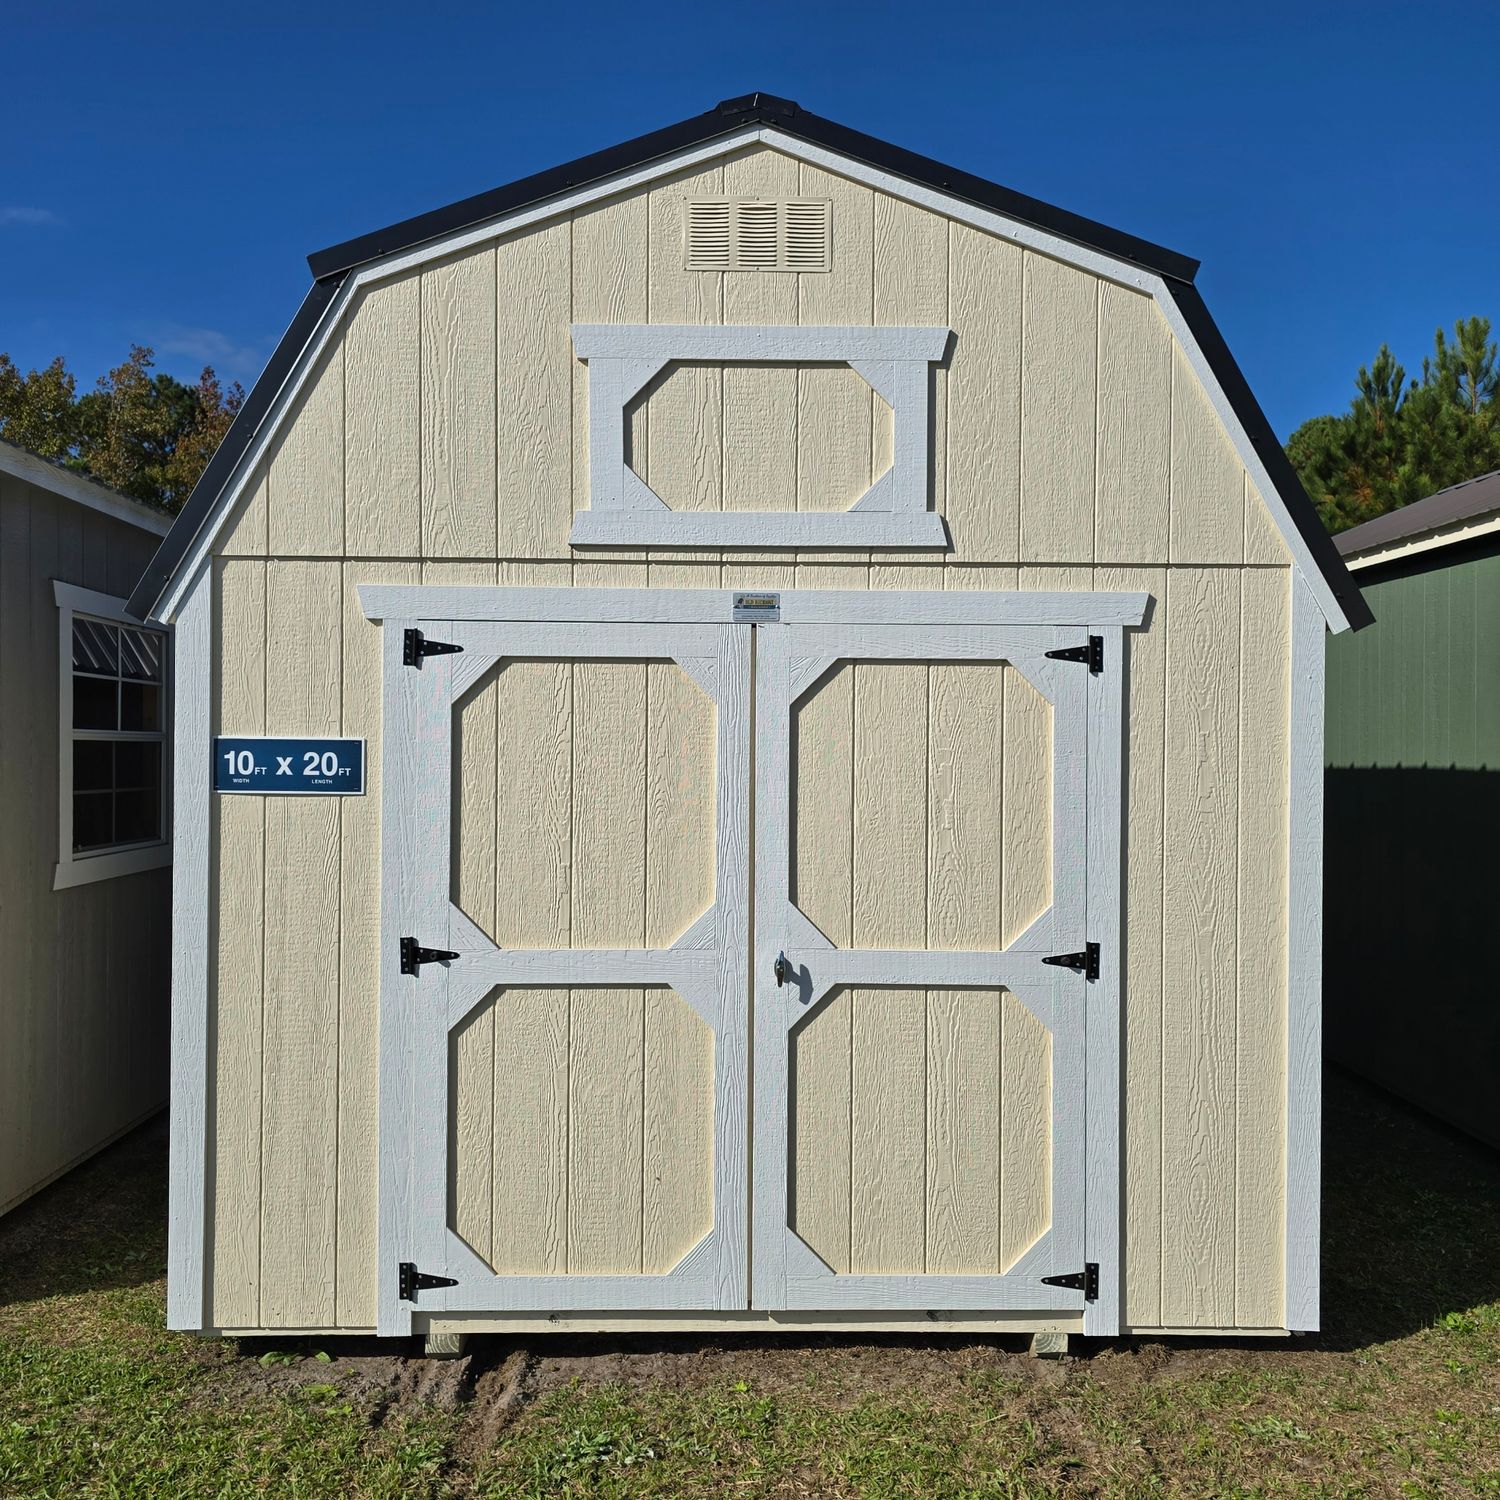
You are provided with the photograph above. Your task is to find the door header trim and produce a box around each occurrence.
[359,585,1151,629]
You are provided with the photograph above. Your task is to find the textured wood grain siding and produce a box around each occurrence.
[447,657,717,1275]
[0,473,167,1220]
[201,143,1300,1331]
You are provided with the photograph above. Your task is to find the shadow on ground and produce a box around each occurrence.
[0,1113,168,1306]
[1315,1064,1500,1349]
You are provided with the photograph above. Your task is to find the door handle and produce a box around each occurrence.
[774,952,789,987]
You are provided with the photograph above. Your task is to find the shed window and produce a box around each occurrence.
[54,582,171,890]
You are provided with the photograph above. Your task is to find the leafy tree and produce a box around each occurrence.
[161,367,241,506]
[0,345,242,512]
[0,355,79,459]
[1288,318,1500,533]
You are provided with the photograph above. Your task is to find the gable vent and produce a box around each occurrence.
[685,197,831,273]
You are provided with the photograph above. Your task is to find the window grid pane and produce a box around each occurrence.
[120,627,162,681]
[72,618,118,674]
[68,612,168,856]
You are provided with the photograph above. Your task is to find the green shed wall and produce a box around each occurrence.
[1325,542,1500,1147]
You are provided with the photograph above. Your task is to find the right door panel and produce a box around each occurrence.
[752,622,1094,1313]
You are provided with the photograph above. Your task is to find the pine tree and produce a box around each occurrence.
[1287,318,1500,532]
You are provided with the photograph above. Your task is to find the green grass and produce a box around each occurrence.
[1,1070,1497,1498]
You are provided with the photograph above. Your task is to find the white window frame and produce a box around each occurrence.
[53,580,173,890]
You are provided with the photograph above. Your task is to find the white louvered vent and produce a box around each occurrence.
[684,198,831,272]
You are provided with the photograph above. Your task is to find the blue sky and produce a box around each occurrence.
[3,0,1495,438]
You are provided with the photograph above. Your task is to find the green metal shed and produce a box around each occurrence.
[1326,471,1500,1147]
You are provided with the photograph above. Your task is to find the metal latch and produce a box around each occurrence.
[403,628,464,667]
[400,936,460,975]
[1042,942,1100,981]
[1044,635,1104,674]
[398,1262,458,1303]
[1041,1262,1099,1302]
[774,952,789,987]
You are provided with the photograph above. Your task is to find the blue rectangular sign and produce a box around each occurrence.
[215,736,366,795]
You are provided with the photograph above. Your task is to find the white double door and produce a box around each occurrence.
[375,591,1122,1336]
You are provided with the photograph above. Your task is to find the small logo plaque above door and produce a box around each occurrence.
[732,592,781,622]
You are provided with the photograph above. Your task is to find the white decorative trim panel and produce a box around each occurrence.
[569,324,951,550]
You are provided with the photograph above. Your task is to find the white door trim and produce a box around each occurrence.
[750,605,1126,1334]
[359,585,1151,629]
[372,585,1131,1335]
[375,615,750,1334]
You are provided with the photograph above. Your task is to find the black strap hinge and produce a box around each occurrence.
[398,1262,458,1303]
[1041,1262,1099,1302]
[403,628,464,667]
[1042,941,1100,981]
[1044,635,1104,673]
[400,936,460,975]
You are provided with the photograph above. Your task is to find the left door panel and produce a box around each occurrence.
[376,616,750,1333]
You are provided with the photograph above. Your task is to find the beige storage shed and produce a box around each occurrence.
[130,94,1371,1348]
[1,439,172,1216]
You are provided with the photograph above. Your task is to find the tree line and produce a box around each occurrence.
[0,346,241,513]
[1,318,1496,532]
[1287,317,1499,533]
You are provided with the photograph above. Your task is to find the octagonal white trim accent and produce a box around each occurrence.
[569,323,951,549]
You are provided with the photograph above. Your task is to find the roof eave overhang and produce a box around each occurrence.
[305,93,1202,287]
[128,92,1370,633]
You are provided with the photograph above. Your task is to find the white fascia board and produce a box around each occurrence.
[1342,508,1500,571]
[0,443,171,536]
[153,120,1348,632]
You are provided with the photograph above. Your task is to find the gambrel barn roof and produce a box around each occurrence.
[128,92,1371,630]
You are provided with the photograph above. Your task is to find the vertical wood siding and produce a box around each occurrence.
[205,145,1296,1330]
[0,474,168,1218]
[447,658,716,1276]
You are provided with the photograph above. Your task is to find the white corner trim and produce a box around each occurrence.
[1285,574,1324,1332]
[166,566,211,1330]
[52,580,173,892]
[1,444,171,535]
[571,323,950,550]
[148,121,1348,629]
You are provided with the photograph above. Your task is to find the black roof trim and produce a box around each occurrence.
[1163,282,1373,631]
[130,92,1369,630]
[1334,468,1500,558]
[126,277,345,619]
[307,92,1200,285]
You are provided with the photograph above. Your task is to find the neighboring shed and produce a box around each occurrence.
[0,440,173,1215]
[130,93,1370,1349]
[1326,472,1500,1148]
